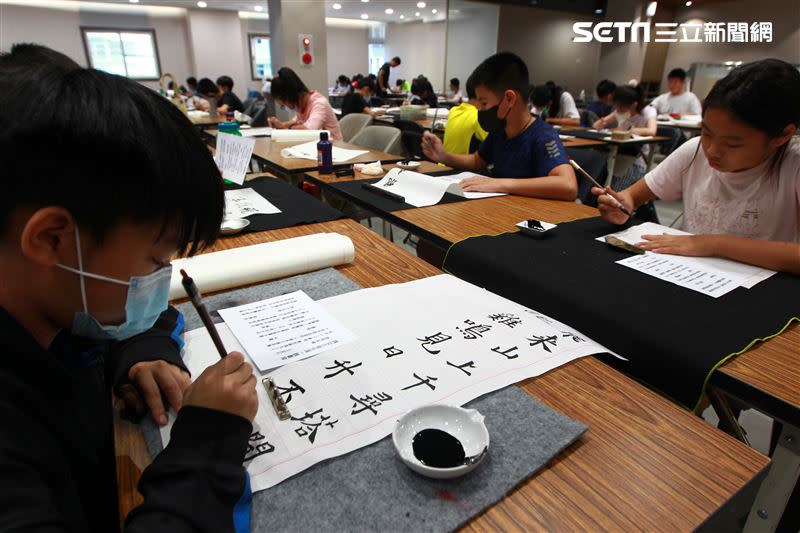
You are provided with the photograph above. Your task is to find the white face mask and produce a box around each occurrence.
[614,111,631,126]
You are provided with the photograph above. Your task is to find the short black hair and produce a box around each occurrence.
[337,74,350,85]
[612,85,645,110]
[216,75,234,90]
[596,79,616,98]
[465,73,478,99]
[357,77,376,92]
[531,85,552,107]
[391,56,401,65]
[450,77,460,87]
[0,44,224,256]
[197,77,218,97]
[411,75,433,97]
[395,78,404,86]
[470,52,530,102]
[186,76,197,87]
[668,68,687,80]
[270,67,309,106]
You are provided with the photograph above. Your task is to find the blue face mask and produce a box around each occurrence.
[57,227,172,341]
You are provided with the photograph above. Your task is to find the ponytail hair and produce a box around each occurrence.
[532,82,564,116]
[612,85,645,113]
[270,67,309,106]
[704,59,800,175]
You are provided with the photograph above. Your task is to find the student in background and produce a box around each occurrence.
[335,74,351,93]
[593,85,657,190]
[215,75,244,113]
[377,56,401,96]
[448,78,463,103]
[407,76,438,107]
[0,43,258,532]
[351,73,364,90]
[593,59,800,273]
[185,76,198,96]
[531,81,580,127]
[421,52,577,200]
[651,68,702,115]
[341,77,382,118]
[443,73,488,155]
[195,77,220,111]
[268,67,343,141]
[586,79,616,120]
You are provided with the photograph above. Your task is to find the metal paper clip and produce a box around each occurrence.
[262,377,291,420]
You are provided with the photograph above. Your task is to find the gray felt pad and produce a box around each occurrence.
[143,268,588,531]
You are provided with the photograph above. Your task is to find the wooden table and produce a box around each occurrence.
[188,115,228,129]
[114,217,767,531]
[304,166,595,250]
[557,127,671,182]
[207,131,404,178]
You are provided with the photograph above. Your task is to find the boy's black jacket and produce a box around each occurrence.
[0,305,251,532]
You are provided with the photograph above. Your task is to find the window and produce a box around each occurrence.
[249,34,272,80]
[81,28,160,80]
[368,44,385,77]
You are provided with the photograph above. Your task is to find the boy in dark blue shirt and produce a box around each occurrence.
[586,79,616,122]
[421,52,576,200]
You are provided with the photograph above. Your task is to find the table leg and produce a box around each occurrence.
[645,143,657,172]
[708,386,750,445]
[744,422,800,533]
[604,145,618,187]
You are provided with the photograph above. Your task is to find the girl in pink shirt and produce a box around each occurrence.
[592,59,800,274]
[268,67,343,141]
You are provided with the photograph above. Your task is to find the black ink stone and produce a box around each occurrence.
[412,429,465,468]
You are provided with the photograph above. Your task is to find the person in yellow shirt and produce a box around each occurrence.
[443,73,488,154]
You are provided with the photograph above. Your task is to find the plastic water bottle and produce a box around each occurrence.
[317,131,333,174]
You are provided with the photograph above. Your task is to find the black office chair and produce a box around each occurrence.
[656,125,686,157]
[242,97,261,117]
[393,119,429,160]
[249,102,268,127]
[580,109,600,128]
[567,147,607,207]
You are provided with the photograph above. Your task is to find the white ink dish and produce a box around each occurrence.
[393,404,489,479]
[516,219,557,239]
[396,160,422,170]
[220,218,250,235]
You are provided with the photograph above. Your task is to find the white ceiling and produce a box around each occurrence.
[66,0,268,14]
[70,0,450,23]
[325,0,447,23]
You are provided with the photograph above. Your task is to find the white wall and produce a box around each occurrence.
[597,0,649,87]
[186,10,253,94]
[326,25,369,87]
[0,2,266,93]
[661,0,800,89]
[496,4,603,96]
[275,0,329,95]
[385,20,447,91]
[0,3,85,66]
[445,1,499,93]
[0,2,193,91]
